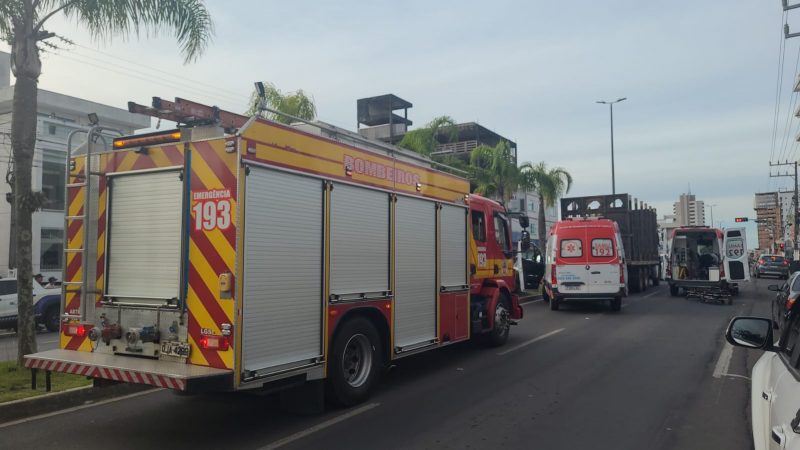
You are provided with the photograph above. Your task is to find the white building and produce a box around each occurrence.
[0,52,149,279]
[508,190,558,244]
[657,214,681,255]
[673,193,705,226]
[779,191,795,243]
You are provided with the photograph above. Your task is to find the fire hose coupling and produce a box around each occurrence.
[125,326,160,344]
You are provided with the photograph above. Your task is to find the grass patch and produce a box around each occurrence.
[0,360,92,403]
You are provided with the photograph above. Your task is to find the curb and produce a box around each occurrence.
[0,382,155,424]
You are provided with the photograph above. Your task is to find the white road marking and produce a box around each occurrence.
[712,343,734,379]
[643,290,661,299]
[521,298,543,306]
[259,402,380,449]
[496,328,565,356]
[0,388,160,429]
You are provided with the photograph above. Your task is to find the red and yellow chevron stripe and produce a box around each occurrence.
[187,139,237,370]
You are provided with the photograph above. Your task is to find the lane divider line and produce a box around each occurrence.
[259,402,380,450]
[521,298,543,306]
[0,388,160,429]
[712,343,734,379]
[496,328,565,356]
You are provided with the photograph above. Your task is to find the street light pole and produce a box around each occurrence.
[596,97,627,194]
[708,204,717,228]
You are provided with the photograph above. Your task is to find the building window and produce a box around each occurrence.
[40,228,63,271]
[48,124,57,135]
[41,149,65,211]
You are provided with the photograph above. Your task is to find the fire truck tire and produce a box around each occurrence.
[44,305,60,332]
[610,296,622,312]
[327,316,382,407]
[549,295,560,311]
[669,285,679,297]
[487,296,511,347]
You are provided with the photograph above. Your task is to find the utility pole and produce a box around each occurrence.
[708,203,717,228]
[770,161,798,255]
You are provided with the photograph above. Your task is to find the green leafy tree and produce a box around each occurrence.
[246,82,316,124]
[398,115,457,156]
[2,0,214,365]
[520,162,573,248]
[469,140,520,206]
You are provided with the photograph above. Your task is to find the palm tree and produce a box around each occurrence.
[398,115,458,156]
[469,140,520,206]
[520,162,573,249]
[246,82,316,124]
[3,0,214,364]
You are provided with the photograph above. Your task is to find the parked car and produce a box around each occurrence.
[0,278,61,332]
[542,218,626,312]
[520,244,545,289]
[726,310,800,450]
[769,273,800,332]
[756,254,790,279]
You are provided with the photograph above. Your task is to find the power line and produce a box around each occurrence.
[70,42,249,100]
[44,49,248,111]
[772,11,789,164]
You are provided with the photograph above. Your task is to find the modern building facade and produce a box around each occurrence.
[657,214,681,255]
[754,192,783,252]
[673,193,705,226]
[432,122,517,163]
[0,52,149,279]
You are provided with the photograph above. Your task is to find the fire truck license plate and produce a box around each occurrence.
[160,341,190,359]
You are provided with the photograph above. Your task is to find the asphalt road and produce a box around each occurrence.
[0,329,59,362]
[1,279,776,450]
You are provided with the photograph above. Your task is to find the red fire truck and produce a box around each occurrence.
[24,97,522,406]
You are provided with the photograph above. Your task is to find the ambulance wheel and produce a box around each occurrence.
[550,295,560,311]
[488,296,511,347]
[670,285,679,297]
[327,317,381,407]
[610,296,622,312]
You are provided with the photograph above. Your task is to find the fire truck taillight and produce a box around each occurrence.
[113,130,182,150]
[200,335,230,351]
[62,323,94,337]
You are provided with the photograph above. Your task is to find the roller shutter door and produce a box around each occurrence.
[394,196,436,349]
[106,170,183,302]
[330,183,389,299]
[242,167,323,373]
[440,205,468,289]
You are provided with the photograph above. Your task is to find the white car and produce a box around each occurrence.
[0,278,56,330]
[726,313,800,450]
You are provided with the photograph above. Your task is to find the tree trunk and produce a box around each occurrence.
[12,22,42,365]
[538,193,547,250]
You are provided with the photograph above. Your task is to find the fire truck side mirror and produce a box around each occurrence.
[518,216,530,229]
[521,231,531,251]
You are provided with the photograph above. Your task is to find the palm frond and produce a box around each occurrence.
[54,0,214,63]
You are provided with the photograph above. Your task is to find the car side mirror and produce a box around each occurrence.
[768,284,780,292]
[725,317,775,351]
[521,231,531,251]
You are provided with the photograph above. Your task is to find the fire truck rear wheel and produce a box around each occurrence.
[327,316,382,407]
[487,297,511,347]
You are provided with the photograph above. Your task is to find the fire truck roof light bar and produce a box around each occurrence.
[113,130,182,149]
